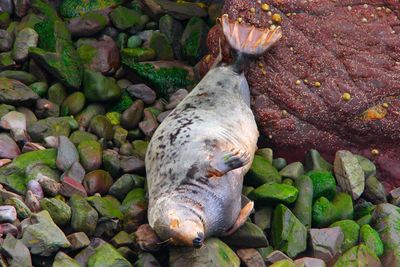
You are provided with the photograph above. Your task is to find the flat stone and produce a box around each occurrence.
[309,227,344,262]
[88,243,132,267]
[360,224,384,257]
[83,170,113,196]
[248,183,298,204]
[0,133,20,159]
[333,244,381,267]
[78,140,102,171]
[4,197,31,220]
[329,220,360,252]
[120,155,145,173]
[61,161,86,183]
[279,162,305,180]
[364,176,387,204]
[0,77,39,105]
[127,83,156,105]
[110,231,134,248]
[67,12,108,37]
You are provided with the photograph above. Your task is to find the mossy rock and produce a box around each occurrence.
[360,224,383,257]
[86,195,123,220]
[59,0,124,18]
[312,197,339,228]
[330,220,360,252]
[109,90,134,113]
[88,243,132,267]
[332,192,354,220]
[149,32,173,60]
[245,155,282,187]
[109,6,142,31]
[333,244,381,267]
[307,170,336,200]
[121,48,156,62]
[180,17,208,64]
[248,183,298,204]
[83,69,121,102]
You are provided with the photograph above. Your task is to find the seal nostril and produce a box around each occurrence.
[193,233,204,247]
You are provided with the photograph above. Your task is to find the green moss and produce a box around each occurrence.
[109,91,134,113]
[248,183,299,204]
[330,220,360,252]
[77,45,97,64]
[312,196,339,227]
[121,47,155,62]
[245,155,282,187]
[307,170,336,200]
[59,0,124,18]
[360,224,384,256]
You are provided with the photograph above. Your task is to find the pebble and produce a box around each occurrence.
[0,205,17,222]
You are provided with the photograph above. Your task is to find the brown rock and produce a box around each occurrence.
[309,227,344,263]
[294,257,326,267]
[135,224,161,252]
[82,170,113,195]
[237,248,266,267]
[60,177,87,197]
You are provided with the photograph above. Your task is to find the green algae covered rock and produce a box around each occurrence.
[87,195,123,220]
[121,47,156,62]
[312,197,339,227]
[180,17,208,64]
[307,170,336,200]
[149,32,173,60]
[59,0,123,18]
[29,0,82,89]
[83,69,121,102]
[88,243,132,267]
[333,244,381,267]
[305,149,333,172]
[53,251,81,267]
[0,148,56,194]
[109,6,142,31]
[272,204,307,258]
[69,195,99,236]
[40,197,71,227]
[169,238,240,267]
[330,220,360,252]
[221,222,268,248]
[332,192,354,220]
[246,155,282,186]
[248,183,298,204]
[293,175,313,228]
[360,224,383,257]
[120,188,147,232]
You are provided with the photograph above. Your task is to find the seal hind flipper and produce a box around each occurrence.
[206,149,251,177]
[220,201,254,236]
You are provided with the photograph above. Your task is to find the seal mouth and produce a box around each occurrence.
[192,232,204,248]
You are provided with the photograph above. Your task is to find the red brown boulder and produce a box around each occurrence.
[202,0,400,190]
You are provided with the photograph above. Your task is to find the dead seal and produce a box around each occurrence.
[146,15,282,247]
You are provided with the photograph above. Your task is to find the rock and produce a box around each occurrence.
[364,176,387,204]
[310,227,344,262]
[134,224,160,252]
[372,204,400,266]
[108,174,144,201]
[245,155,281,186]
[67,232,90,251]
[165,88,188,109]
[149,31,173,60]
[0,77,39,105]
[110,231,134,248]
[307,170,336,200]
[357,214,372,227]
[148,0,207,20]
[127,84,156,105]
[113,126,128,147]
[83,69,121,101]
[279,162,304,180]
[88,243,132,267]
[27,180,43,201]
[237,248,265,267]
[0,29,13,52]
[248,183,298,204]
[180,17,208,64]
[40,197,71,227]
[273,158,287,171]
[138,109,158,137]
[330,220,360,252]
[159,14,183,58]
[332,192,354,220]
[117,247,136,262]
[60,177,87,197]
[0,133,20,159]
[360,224,383,257]
[69,130,98,146]
[47,83,66,105]
[0,1,13,14]
[304,149,333,172]
[1,111,29,142]
[268,260,295,267]
[76,104,106,128]
[157,110,171,122]
[127,35,142,48]
[28,117,77,142]
[333,244,381,267]
[221,222,268,248]
[0,223,18,237]
[35,98,60,118]
[265,250,292,265]
[102,149,121,177]
[93,218,118,238]
[334,150,365,200]
[83,170,113,195]
[120,188,147,232]
[0,234,32,267]
[5,197,31,220]
[29,82,48,97]
[62,161,86,183]
[121,100,144,130]
[69,194,98,236]
[0,52,16,70]
[294,257,326,267]
[254,206,272,231]
[53,251,81,267]
[61,92,85,116]
[0,205,16,222]
[59,0,122,18]
[13,0,29,17]
[356,155,376,178]
[74,238,106,266]
[87,195,122,219]
[67,12,108,37]
[110,6,142,31]
[21,210,70,256]
[169,238,239,267]
[57,136,79,172]
[78,140,102,171]
[271,204,307,258]
[293,175,313,228]
[78,36,120,75]
[11,27,38,62]
[120,155,145,173]
[88,115,113,140]
[312,197,339,227]
[25,190,41,213]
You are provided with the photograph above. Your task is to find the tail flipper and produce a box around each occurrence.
[221,14,282,58]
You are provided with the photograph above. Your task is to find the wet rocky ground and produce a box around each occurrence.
[0,0,399,266]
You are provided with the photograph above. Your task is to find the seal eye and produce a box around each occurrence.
[192,233,204,248]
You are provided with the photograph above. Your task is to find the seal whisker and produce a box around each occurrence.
[157,238,172,246]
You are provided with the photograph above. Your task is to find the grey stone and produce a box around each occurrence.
[0,234,32,267]
[279,162,305,180]
[309,227,344,262]
[294,257,326,267]
[127,83,156,105]
[0,205,16,222]
[364,176,387,204]
[57,136,79,172]
[53,251,81,267]
[61,161,86,183]
[0,133,20,159]
[11,27,38,62]
[0,29,13,52]
[67,232,90,251]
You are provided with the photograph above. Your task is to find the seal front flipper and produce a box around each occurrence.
[220,201,254,236]
[206,149,251,177]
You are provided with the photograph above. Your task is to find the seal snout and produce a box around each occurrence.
[192,232,204,248]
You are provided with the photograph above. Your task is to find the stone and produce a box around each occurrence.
[307,170,336,200]
[83,69,121,101]
[360,224,383,257]
[305,149,333,172]
[127,35,142,48]
[268,260,296,267]
[120,155,145,173]
[29,82,48,97]
[88,115,113,140]
[57,136,79,172]
[67,232,90,251]
[356,155,376,178]
[59,0,122,18]
[25,190,41,213]
[121,47,156,62]
[271,204,307,258]
[0,205,16,222]
[40,197,71,227]
[60,177,87,197]
[330,220,360,252]
[221,222,268,248]
[248,183,298,204]
[110,6,142,31]
[28,117,77,142]
[149,0,207,20]
[159,14,183,58]
[87,195,122,219]
[0,52,16,70]
[11,27,38,62]
[74,238,106,266]
[67,12,108,37]
[0,1,13,14]
[245,155,281,186]
[13,0,29,17]
[265,250,292,265]
[293,175,313,228]
[127,84,156,105]
[0,234,32,267]
[108,174,145,201]
[78,140,102,171]
[372,203,400,266]
[102,149,121,177]
[62,161,86,183]
[35,98,60,118]
[61,92,86,116]
[21,210,70,256]
[0,133,20,159]
[169,238,239,267]
[53,251,81,267]
[279,162,304,180]
[69,130,98,146]
[88,243,132,267]
[0,29,13,52]
[237,248,265,267]
[138,110,158,137]
[312,197,339,227]
[117,247,136,263]
[4,197,31,220]
[0,223,18,237]
[47,83,66,105]
[254,207,272,231]
[120,188,147,232]
[149,31,173,60]
[113,126,128,147]
[310,227,344,262]
[69,194,98,236]
[93,218,118,238]
[0,111,27,142]
[333,244,381,267]
[332,192,354,220]
[357,214,372,227]
[134,224,160,252]
[273,158,287,171]
[334,150,365,200]
[165,88,189,109]
[294,257,326,267]
[83,170,113,196]
[364,176,387,204]
[135,252,161,266]
[180,17,208,64]
[0,77,39,105]
[121,99,144,130]
[110,231,134,248]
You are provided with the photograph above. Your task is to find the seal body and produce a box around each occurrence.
[146,65,258,241]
